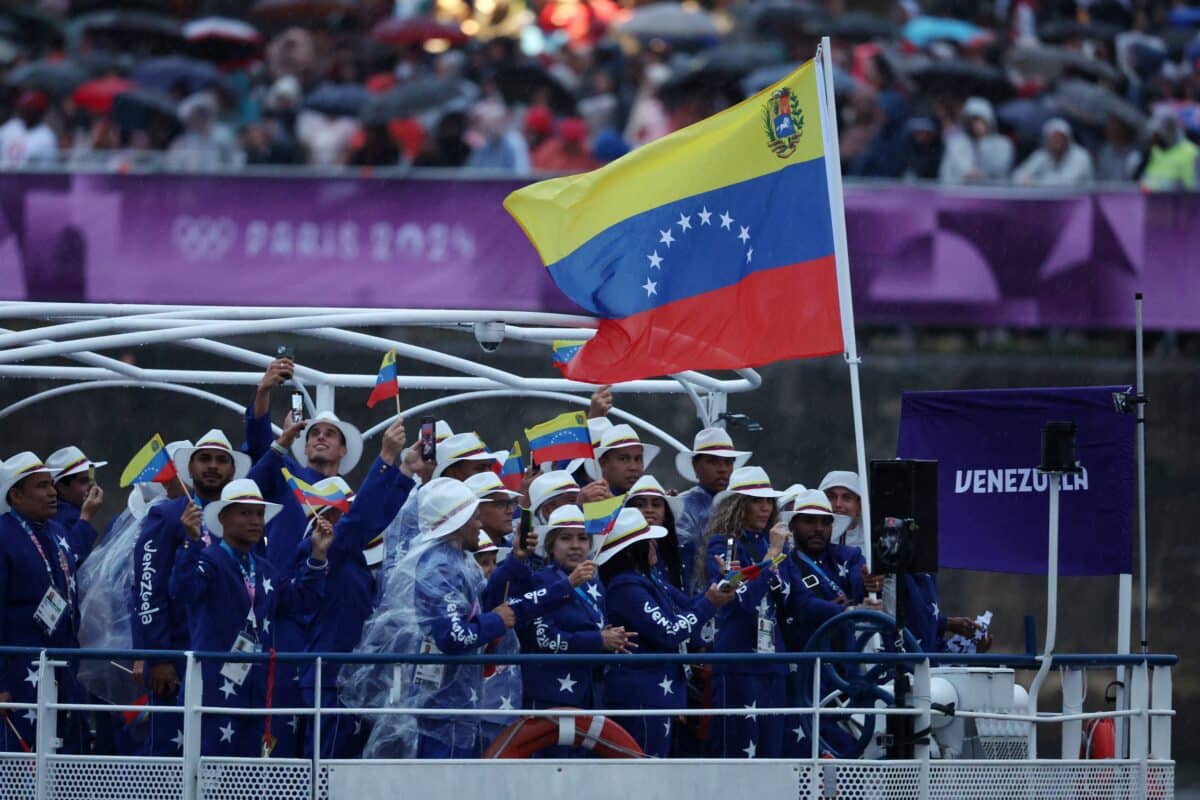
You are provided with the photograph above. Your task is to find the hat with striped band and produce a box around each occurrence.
[594,424,661,467]
[595,507,667,566]
[675,427,751,483]
[414,477,480,545]
[534,503,586,557]
[202,478,283,536]
[432,432,506,479]
[779,489,835,526]
[529,470,580,521]
[474,531,500,555]
[172,429,251,489]
[465,470,520,500]
[46,445,108,481]
[0,452,53,514]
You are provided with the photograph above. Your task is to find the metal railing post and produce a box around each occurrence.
[1129,662,1149,759]
[914,658,932,798]
[182,653,203,800]
[312,657,323,800]
[1060,668,1083,758]
[1150,665,1171,759]
[33,651,56,800]
[809,657,822,799]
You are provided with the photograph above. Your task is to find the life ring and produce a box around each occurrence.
[483,708,646,759]
[1081,718,1115,759]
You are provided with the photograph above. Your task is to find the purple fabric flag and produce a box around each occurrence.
[896,386,1135,576]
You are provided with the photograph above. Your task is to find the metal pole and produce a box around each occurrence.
[817,36,872,571]
[1026,472,1061,759]
[1135,293,1148,652]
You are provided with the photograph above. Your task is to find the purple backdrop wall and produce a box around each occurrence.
[0,173,1194,329]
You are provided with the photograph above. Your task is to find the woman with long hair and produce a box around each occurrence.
[624,475,685,590]
[599,508,734,757]
[701,466,791,758]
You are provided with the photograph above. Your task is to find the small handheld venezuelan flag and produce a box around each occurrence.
[282,467,352,514]
[583,494,625,537]
[551,340,586,372]
[524,411,593,465]
[720,553,787,590]
[119,434,175,488]
[366,350,399,409]
[494,441,525,491]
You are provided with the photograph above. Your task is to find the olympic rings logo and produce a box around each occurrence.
[170,216,238,262]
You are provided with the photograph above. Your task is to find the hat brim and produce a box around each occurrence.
[595,524,667,566]
[674,449,752,483]
[533,521,585,558]
[127,483,166,520]
[432,451,505,479]
[0,466,53,515]
[291,419,364,475]
[202,498,283,537]
[363,533,385,566]
[54,460,108,481]
[480,488,521,500]
[173,447,252,489]
[412,496,481,547]
[595,442,662,468]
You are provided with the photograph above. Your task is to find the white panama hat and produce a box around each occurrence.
[529,470,580,521]
[465,470,520,500]
[0,452,52,514]
[674,428,751,483]
[291,411,364,474]
[432,433,505,479]
[595,507,667,566]
[172,429,251,489]
[594,424,661,467]
[413,477,480,545]
[818,470,861,497]
[46,445,107,481]
[202,478,283,537]
[713,466,784,507]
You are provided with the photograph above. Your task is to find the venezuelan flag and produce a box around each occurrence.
[551,340,586,372]
[366,350,399,408]
[493,441,525,491]
[722,553,787,589]
[524,411,593,465]
[282,467,352,514]
[583,494,625,537]
[119,434,174,487]
[505,58,844,384]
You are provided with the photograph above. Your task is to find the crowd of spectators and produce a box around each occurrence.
[0,0,1198,188]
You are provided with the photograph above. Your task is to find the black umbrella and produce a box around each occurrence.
[905,59,1014,102]
[0,3,65,48]
[70,10,184,40]
[493,65,575,115]
[67,0,176,14]
[1052,79,1146,130]
[303,82,371,117]
[131,56,225,94]
[252,0,361,22]
[687,41,787,76]
[826,12,897,41]
[753,2,831,37]
[5,59,88,97]
[1007,44,1121,83]
[359,77,473,124]
[112,87,178,128]
[1037,19,1120,44]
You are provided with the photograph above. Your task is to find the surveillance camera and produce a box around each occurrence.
[473,321,505,353]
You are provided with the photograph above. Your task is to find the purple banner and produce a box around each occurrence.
[0,172,1196,329]
[896,386,1135,576]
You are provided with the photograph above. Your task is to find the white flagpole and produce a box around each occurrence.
[816,36,872,572]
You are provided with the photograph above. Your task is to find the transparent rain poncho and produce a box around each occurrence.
[76,484,167,704]
[339,532,496,758]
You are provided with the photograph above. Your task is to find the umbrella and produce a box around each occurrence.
[904,59,1013,101]
[304,82,371,117]
[996,96,1057,145]
[1007,44,1120,83]
[252,0,360,21]
[131,56,225,94]
[71,76,136,114]
[111,88,181,136]
[0,4,65,48]
[902,16,989,47]
[184,17,263,64]
[827,12,897,41]
[5,59,88,97]
[752,2,830,36]
[1052,79,1147,130]
[74,50,137,76]
[67,0,175,13]
[360,77,475,124]
[369,16,467,47]
[1037,19,1120,44]
[70,10,184,41]
[687,41,787,76]
[494,64,575,114]
[615,3,720,42]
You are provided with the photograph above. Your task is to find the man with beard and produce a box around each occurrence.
[130,430,249,756]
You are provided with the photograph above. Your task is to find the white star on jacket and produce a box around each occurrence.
[171,730,185,751]
[218,721,236,743]
[498,696,514,711]
[743,701,758,720]
[469,688,479,704]
[262,578,273,595]
[793,723,806,743]
[219,679,238,700]
[56,536,70,553]
[658,677,674,696]
[743,739,757,758]
[262,618,270,635]
[931,603,940,617]
[837,563,849,579]
[288,716,299,733]
[23,709,36,724]
[24,668,39,688]
[557,674,578,694]
[586,583,602,602]
[663,719,672,736]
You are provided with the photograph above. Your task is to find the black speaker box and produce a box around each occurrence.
[869,459,939,574]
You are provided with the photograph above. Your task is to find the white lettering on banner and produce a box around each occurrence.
[953,467,1090,495]
[176,216,476,263]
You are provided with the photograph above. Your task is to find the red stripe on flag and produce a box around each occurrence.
[530,441,595,464]
[561,256,843,384]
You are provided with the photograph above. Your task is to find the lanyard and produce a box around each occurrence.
[12,513,69,603]
[220,541,257,608]
[792,550,843,597]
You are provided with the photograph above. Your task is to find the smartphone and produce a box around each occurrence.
[519,507,534,552]
[276,344,295,361]
[290,392,304,424]
[420,416,437,463]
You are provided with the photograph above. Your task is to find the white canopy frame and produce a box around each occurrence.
[0,301,761,454]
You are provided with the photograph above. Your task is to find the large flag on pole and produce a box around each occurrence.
[504,57,844,383]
